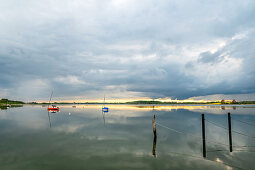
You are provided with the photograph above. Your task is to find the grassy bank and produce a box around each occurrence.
[0,99,24,110]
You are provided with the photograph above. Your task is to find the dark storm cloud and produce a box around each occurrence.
[0,0,255,100]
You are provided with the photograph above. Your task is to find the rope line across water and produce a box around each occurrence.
[232,117,255,127]
[155,122,229,147]
[154,122,244,169]
[205,119,255,139]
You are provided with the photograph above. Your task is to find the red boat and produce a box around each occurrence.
[48,105,60,111]
[47,91,60,112]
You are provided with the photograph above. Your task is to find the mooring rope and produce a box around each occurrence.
[205,119,228,131]
[232,117,255,127]
[153,121,253,169]
[205,119,255,139]
[155,122,229,147]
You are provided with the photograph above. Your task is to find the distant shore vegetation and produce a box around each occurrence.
[0,98,24,110]
[29,100,255,105]
[0,98,24,105]
[1,98,255,106]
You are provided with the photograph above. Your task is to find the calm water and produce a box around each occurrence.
[1,105,255,170]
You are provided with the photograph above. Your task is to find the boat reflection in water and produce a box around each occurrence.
[47,108,61,128]
[48,110,60,113]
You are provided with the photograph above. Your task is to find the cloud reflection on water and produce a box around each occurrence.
[0,105,254,169]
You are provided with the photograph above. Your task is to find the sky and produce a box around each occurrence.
[0,0,255,102]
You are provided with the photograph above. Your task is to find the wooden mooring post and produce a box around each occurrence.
[228,112,233,152]
[152,115,157,157]
[201,114,206,158]
[152,115,157,138]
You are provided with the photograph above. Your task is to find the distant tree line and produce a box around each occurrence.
[219,99,255,104]
[0,98,24,110]
[127,100,255,105]
[0,98,24,104]
[1,98,255,105]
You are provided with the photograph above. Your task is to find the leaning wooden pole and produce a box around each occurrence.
[152,115,157,138]
[152,115,157,157]
[202,114,206,158]
[228,112,233,152]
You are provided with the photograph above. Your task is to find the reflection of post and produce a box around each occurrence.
[152,133,157,157]
[201,114,206,158]
[152,115,157,157]
[228,112,233,152]
[47,111,52,128]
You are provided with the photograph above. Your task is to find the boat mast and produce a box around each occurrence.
[48,91,53,107]
[103,95,105,108]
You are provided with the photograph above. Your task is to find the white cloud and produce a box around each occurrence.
[54,75,87,85]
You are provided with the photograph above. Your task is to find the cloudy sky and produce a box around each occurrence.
[0,0,255,101]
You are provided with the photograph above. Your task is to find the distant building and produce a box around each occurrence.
[231,99,237,104]
[221,99,225,104]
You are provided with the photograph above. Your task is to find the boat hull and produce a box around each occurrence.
[48,108,60,111]
[102,107,109,112]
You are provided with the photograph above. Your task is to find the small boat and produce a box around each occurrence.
[102,106,109,112]
[48,105,60,111]
[6,100,10,108]
[72,102,76,108]
[47,91,60,112]
[102,95,109,112]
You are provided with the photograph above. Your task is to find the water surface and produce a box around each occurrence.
[1,105,255,170]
